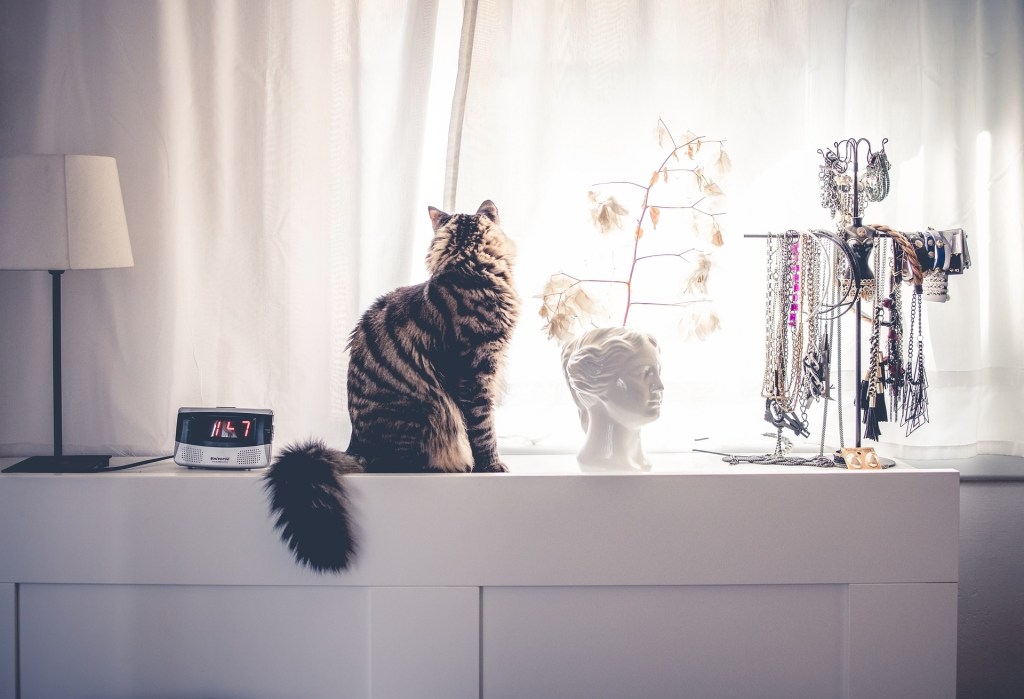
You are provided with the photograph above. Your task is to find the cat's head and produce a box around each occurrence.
[425,200,516,276]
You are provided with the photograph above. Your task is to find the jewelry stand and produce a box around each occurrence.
[716,137,962,466]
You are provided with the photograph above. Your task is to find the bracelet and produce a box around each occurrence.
[910,232,932,273]
[948,228,965,274]
[923,230,937,271]
[870,224,923,287]
[933,229,947,270]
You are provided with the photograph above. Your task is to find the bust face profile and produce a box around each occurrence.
[561,327,664,471]
[604,339,663,427]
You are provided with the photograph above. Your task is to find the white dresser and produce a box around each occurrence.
[0,454,959,698]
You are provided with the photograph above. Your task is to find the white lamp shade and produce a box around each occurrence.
[0,154,134,270]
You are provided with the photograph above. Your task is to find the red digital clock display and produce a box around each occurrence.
[208,419,252,440]
[174,408,273,451]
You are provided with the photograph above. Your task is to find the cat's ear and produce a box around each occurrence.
[476,200,499,223]
[428,206,450,231]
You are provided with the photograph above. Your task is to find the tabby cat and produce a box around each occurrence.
[264,200,519,572]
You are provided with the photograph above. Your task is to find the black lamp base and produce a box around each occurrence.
[2,455,112,473]
[0,272,117,475]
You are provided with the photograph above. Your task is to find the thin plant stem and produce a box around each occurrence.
[543,119,727,337]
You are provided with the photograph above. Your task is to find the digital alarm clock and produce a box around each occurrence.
[174,408,274,469]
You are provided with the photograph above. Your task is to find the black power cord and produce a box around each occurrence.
[2,455,174,474]
[98,455,175,472]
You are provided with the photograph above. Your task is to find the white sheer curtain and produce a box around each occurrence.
[450,0,1024,459]
[1,0,1021,460]
[0,0,440,454]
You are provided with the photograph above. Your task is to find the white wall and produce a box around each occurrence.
[959,480,1024,698]
[912,456,1024,699]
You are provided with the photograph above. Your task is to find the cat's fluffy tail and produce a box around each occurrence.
[264,439,361,573]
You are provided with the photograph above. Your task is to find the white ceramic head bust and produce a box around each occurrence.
[561,327,664,472]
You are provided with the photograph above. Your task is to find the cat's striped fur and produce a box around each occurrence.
[265,200,519,572]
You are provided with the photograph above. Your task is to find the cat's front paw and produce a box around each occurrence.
[475,459,509,473]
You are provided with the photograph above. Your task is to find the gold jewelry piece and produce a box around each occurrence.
[840,446,882,470]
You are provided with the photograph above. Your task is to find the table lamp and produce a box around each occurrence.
[0,154,134,472]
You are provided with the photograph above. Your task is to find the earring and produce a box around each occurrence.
[819,165,839,217]
[840,447,882,470]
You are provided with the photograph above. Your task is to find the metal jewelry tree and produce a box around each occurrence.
[723,137,970,468]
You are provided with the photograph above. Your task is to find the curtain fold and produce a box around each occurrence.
[443,0,480,212]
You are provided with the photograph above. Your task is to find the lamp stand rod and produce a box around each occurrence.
[49,270,63,457]
[0,271,113,473]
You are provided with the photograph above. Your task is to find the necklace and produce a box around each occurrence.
[735,230,852,467]
[872,226,907,421]
[761,233,811,438]
[901,287,929,435]
[862,240,887,440]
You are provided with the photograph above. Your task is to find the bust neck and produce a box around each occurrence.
[576,407,651,472]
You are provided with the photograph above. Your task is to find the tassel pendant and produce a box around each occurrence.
[874,390,888,424]
[874,360,888,424]
[863,412,882,441]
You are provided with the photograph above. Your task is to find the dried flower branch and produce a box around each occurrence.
[540,118,730,342]
[587,191,629,234]
[537,273,620,342]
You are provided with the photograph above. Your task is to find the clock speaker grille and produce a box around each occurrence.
[237,448,263,466]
